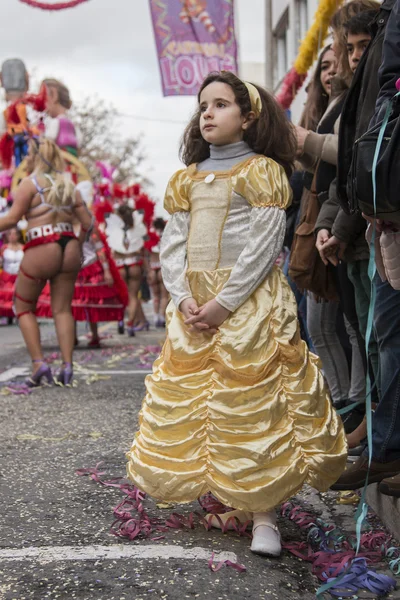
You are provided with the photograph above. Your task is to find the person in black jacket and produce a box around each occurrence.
[371,0,400,125]
[331,0,400,494]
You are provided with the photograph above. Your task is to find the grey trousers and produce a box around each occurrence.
[307,294,365,405]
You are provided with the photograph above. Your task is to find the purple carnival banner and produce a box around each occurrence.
[149,0,238,96]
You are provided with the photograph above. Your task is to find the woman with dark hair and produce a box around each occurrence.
[127,70,346,558]
[292,31,369,419]
[293,2,380,439]
[298,45,336,131]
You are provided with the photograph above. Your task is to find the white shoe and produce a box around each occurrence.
[250,522,282,557]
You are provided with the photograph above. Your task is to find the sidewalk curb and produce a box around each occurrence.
[366,484,400,542]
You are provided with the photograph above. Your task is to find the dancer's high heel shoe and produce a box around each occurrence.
[56,362,73,387]
[133,320,150,332]
[118,320,125,335]
[88,337,101,349]
[26,359,54,388]
[126,321,135,337]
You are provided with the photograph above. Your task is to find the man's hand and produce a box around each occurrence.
[316,228,331,260]
[319,235,347,266]
[363,213,400,233]
[184,299,230,335]
[295,125,310,156]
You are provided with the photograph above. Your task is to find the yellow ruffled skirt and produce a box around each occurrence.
[126,266,347,512]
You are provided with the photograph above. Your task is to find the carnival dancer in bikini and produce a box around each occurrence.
[0,138,93,386]
[146,217,168,328]
[0,228,24,324]
[105,204,147,336]
[37,181,129,349]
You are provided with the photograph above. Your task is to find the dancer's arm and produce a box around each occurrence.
[0,179,35,232]
[73,190,94,245]
[90,226,113,286]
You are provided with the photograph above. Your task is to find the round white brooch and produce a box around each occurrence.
[204,173,215,184]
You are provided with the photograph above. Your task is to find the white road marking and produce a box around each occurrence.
[79,370,152,376]
[0,544,237,564]
[0,367,29,382]
[0,367,151,382]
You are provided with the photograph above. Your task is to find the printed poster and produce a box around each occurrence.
[149,0,238,96]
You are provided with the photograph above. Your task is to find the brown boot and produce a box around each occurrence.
[379,473,400,498]
[330,455,400,490]
[346,416,367,449]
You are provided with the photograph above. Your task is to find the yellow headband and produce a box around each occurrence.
[244,82,262,118]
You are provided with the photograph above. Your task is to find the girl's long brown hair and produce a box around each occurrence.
[298,45,332,132]
[180,71,296,178]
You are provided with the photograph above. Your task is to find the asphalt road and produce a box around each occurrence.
[0,317,398,600]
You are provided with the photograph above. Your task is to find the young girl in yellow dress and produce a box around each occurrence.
[126,71,347,557]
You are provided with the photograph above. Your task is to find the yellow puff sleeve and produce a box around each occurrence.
[234,156,292,209]
[164,169,191,214]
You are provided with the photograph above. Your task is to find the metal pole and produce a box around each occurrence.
[265,0,274,90]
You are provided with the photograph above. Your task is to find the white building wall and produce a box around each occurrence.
[272,0,319,123]
[238,0,321,124]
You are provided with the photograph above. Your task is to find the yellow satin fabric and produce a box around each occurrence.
[233,156,292,209]
[126,267,347,512]
[164,156,293,215]
[164,169,191,214]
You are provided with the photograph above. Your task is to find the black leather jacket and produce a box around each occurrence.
[372,0,400,126]
[337,0,395,211]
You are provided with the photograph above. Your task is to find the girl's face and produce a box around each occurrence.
[7,229,19,244]
[199,81,251,146]
[320,49,337,96]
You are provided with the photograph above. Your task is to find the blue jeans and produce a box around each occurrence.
[283,253,313,350]
[371,274,400,462]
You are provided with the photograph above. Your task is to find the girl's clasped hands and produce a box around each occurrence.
[180,297,230,335]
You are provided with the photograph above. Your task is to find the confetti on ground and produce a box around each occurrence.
[281,501,399,597]
[0,343,162,394]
